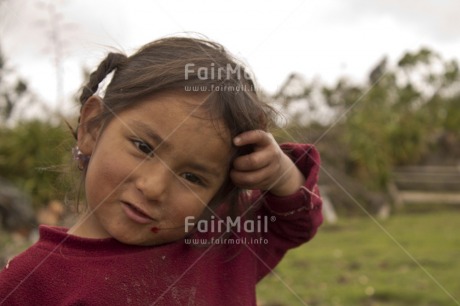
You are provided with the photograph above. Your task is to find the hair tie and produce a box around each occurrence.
[79,52,128,106]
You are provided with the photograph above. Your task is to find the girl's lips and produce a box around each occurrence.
[121,202,154,224]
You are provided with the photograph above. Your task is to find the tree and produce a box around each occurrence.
[0,45,29,123]
[271,47,460,213]
[0,45,76,210]
[0,120,75,209]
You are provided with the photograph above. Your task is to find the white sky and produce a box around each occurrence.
[1,0,460,117]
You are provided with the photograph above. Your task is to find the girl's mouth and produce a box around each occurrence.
[121,202,154,224]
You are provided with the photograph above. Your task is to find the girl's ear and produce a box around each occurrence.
[77,96,104,155]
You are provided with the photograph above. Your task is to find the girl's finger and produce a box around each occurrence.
[233,130,273,148]
[230,167,275,189]
[233,149,273,171]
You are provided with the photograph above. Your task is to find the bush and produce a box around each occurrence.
[0,120,75,209]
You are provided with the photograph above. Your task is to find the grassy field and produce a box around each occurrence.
[257,207,460,306]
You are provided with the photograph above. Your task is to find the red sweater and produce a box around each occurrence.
[0,144,322,306]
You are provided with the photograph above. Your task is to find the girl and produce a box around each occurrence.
[0,36,322,305]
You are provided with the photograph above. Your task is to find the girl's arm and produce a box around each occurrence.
[231,130,323,242]
[232,131,323,279]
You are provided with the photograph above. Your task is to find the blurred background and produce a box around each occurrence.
[0,0,459,305]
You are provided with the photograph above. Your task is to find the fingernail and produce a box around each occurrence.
[234,137,241,145]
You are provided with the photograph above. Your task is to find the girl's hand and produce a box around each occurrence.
[230,130,305,196]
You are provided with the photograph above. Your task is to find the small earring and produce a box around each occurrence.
[72,146,90,170]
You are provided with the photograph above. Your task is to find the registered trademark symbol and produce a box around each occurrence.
[270,216,276,222]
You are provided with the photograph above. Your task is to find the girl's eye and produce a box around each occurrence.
[133,140,154,156]
[182,173,203,186]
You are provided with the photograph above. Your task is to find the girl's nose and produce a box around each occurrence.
[135,160,172,201]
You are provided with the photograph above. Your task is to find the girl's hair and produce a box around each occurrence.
[77,36,277,221]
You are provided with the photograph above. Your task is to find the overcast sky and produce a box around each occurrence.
[1,0,460,117]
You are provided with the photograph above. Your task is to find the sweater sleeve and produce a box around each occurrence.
[254,143,323,281]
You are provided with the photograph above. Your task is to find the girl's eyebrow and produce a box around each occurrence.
[188,162,220,179]
[128,121,171,150]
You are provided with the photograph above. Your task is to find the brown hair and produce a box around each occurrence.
[77,36,277,222]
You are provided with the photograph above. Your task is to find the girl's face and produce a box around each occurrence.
[70,92,232,246]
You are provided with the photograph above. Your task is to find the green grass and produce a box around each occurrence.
[257,208,460,306]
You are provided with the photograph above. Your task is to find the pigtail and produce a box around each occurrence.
[79,52,127,105]
[71,53,126,140]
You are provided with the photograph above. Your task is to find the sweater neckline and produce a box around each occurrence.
[36,225,175,257]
